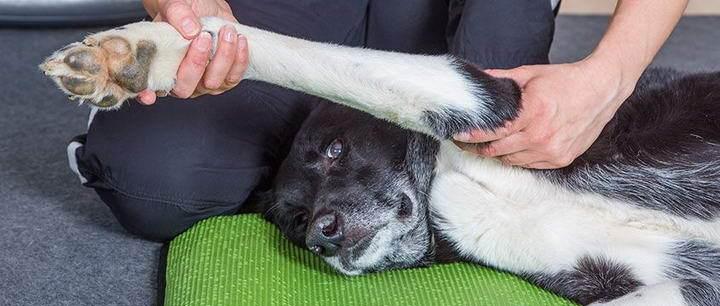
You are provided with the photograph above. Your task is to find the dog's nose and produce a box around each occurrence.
[306,210,344,257]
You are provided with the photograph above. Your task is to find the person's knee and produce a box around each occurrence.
[95,188,241,242]
[448,0,556,68]
[68,134,256,242]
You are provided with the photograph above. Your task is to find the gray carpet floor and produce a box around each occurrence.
[1,16,719,306]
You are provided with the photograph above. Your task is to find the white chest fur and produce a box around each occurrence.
[428,142,720,285]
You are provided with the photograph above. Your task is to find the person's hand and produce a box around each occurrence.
[137,0,249,104]
[453,57,635,169]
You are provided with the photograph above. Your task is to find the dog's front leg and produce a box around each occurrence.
[234,20,522,139]
[41,17,521,139]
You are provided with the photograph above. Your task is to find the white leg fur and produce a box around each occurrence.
[44,17,494,136]
[209,17,490,136]
[590,282,687,306]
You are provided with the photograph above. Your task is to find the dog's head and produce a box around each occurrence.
[262,103,438,275]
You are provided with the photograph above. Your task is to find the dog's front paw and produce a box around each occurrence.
[40,35,155,109]
[40,22,185,109]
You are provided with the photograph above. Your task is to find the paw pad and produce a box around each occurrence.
[60,76,95,96]
[64,50,101,75]
[40,31,158,109]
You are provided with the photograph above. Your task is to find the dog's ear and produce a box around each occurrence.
[239,189,275,215]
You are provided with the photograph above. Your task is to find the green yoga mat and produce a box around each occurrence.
[163,215,576,306]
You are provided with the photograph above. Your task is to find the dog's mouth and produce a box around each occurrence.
[318,219,432,275]
[319,230,381,276]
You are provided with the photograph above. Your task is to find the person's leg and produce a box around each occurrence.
[69,0,369,242]
[365,0,448,54]
[447,0,558,68]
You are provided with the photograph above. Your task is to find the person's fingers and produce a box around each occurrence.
[453,126,511,144]
[517,146,577,169]
[136,90,157,105]
[452,132,525,157]
[188,85,210,98]
[225,34,249,85]
[498,151,544,166]
[452,141,489,155]
[485,66,535,87]
[172,32,213,98]
[160,0,201,39]
[523,162,560,170]
[473,132,530,157]
[189,34,248,98]
[188,82,232,98]
[202,25,238,90]
[453,104,537,143]
[453,118,523,144]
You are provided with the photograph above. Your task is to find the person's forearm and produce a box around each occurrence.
[588,0,688,96]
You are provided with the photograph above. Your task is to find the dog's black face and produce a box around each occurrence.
[264,104,433,275]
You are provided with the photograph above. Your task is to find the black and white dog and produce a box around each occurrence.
[41,18,720,306]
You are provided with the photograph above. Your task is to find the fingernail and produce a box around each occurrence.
[181,18,200,36]
[195,32,212,52]
[223,26,236,43]
[454,132,472,142]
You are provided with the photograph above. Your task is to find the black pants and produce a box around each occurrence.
[69,0,557,241]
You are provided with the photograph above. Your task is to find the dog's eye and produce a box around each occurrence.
[325,139,343,159]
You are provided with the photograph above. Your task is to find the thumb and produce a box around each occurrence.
[485,66,535,87]
[161,0,201,39]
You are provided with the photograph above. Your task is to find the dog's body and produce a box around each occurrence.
[42,18,720,306]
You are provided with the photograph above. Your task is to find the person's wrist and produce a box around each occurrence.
[583,50,640,103]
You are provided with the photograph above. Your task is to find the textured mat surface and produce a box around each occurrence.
[165,215,577,306]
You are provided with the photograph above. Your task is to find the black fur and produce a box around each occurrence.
[429,231,462,264]
[545,69,720,220]
[403,133,439,210]
[422,60,521,139]
[526,256,643,305]
[667,240,720,306]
